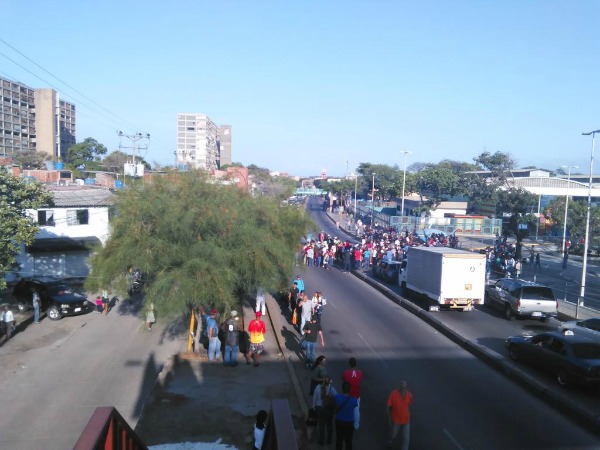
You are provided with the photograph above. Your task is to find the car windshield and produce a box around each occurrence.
[571,343,600,359]
[48,285,77,296]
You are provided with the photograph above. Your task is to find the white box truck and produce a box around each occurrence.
[399,247,486,311]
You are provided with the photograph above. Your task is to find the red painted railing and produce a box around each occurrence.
[73,407,147,450]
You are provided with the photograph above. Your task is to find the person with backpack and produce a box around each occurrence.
[313,376,337,445]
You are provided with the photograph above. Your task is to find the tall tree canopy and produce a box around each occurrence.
[66,137,108,168]
[0,170,52,290]
[86,173,313,317]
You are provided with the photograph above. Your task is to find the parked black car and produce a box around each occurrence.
[12,277,92,321]
[505,331,600,387]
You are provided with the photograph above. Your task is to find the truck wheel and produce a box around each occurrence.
[47,305,62,321]
[504,305,514,321]
[401,282,408,297]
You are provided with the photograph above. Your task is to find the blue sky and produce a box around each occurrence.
[2,0,599,177]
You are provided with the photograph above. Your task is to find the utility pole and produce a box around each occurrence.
[117,131,150,176]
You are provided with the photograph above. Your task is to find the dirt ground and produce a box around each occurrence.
[135,352,310,450]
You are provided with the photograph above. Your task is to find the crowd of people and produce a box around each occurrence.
[483,234,542,279]
[298,226,458,273]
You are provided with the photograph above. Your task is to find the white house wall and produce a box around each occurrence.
[28,206,111,244]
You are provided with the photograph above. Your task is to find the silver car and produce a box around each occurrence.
[558,318,600,342]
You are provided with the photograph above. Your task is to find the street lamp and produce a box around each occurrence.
[372,173,376,226]
[400,150,411,221]
[352,172,358,219]
[561,165,578,263]
[578,129,600,312]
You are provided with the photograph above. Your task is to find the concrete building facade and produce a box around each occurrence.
[218,125,232,167]
[176,114,232,171]
[0,76,76,160]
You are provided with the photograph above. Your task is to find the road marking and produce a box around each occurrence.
[357,332,389,369]
[443,428,466,450]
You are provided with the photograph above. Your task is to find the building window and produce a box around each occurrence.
[37,210,55,226]
[67,209,89,226]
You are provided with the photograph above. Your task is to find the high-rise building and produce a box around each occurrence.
[176,114,231,171]
[218,125,232,167]
[0,76,76,160]
[34,88,76,160]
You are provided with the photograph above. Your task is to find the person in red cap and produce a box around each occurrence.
[247,310,266,367]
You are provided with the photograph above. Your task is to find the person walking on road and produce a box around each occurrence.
[2,305,15,341]
[302,314,324,368]
[32,289,40,323]
[247,311,266,367]
[386,380,413,450]
[102,289,110,315]
[334,381,360,450]
[299,293,313,335]
[313,377,337,446]
[342,357,362,430]
[535,252,542,272]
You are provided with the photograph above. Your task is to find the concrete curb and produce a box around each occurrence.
[351,269,600,436]
[264,293,310,418]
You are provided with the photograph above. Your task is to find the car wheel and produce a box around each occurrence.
[504,304,514,321]
[557,371,570,387]
[508,345,519,361]
[47,305,62,321]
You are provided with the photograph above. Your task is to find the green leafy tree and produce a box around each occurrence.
[546,197,600,250]
[356,163,403,201]
[66,138,108,169]
[0,170,52,290]
[101,151,151,173]
[11,149,48,170]
[85,173,313,318]
[471,151,537,258]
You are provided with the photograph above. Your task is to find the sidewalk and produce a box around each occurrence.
[135,294,308,450]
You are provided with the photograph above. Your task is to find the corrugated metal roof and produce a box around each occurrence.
[47,187,116,207]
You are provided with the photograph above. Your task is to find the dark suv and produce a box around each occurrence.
[12,277,92,321]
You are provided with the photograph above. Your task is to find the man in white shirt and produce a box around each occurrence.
[2,305,15,341]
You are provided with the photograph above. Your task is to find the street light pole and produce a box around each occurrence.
[372,173,376,226]
[578,129,600,313]
[353,173,358,218]
[561,165,578,259]
[400,151,411,220]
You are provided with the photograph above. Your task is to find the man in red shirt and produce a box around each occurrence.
[386,380,413,450]
[342,357,362,430]
[247,311,266,367]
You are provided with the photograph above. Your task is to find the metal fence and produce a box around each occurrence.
[354,204,502,236]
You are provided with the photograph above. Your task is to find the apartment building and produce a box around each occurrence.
[176,114,232,171]
[0,76,76,160]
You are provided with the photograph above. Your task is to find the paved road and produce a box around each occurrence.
[0,295,185,450]
[297,198,600,448]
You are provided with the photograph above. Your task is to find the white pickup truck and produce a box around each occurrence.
[485,278,558,321]
[399,247,486,311]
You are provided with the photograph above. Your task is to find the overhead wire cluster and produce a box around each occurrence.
[0,37,171,163]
